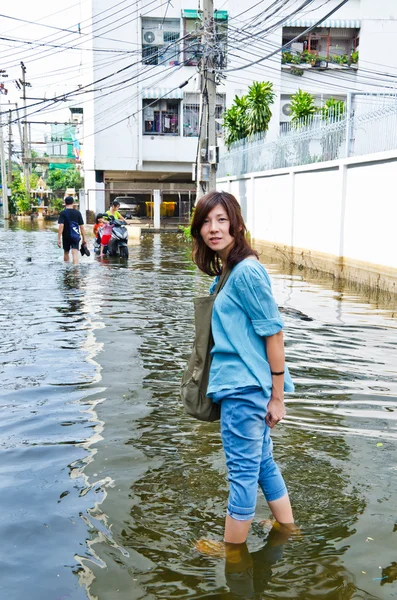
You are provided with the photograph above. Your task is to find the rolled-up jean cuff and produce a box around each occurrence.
[265,487,288,503]
[227,503,256,521]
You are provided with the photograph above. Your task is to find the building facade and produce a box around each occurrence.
[82,0,397,215]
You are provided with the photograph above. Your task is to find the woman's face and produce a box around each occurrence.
[200,204,234,258]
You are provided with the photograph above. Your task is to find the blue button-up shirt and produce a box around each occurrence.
[207,259,294,397]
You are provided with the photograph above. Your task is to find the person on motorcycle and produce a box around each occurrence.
[106,201,127,223]
[99,219,114,258]
[93,213,105,244]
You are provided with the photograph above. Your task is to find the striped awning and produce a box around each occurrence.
[142,88,184,100]
[182,9,228,20]
[283,19,360,28]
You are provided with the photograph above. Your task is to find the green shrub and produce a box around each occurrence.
[179,224,192,242]
[50,197,64,213]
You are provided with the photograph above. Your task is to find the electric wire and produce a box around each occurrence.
[1,27,202,119]
[0,0,160,67]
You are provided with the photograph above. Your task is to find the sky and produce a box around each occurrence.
[0,0,90,155]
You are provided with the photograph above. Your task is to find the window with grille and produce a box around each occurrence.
[142,18,181,66]
[183,93,226,137]
[143,99,180,135]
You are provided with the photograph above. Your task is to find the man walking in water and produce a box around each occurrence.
[57,196,87,265]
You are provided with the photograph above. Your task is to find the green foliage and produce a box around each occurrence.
[301,51,317,65]
[282,50,357,68]
[50,197,64,213]
[289,89,317,125]
[320,99,346,161]
[46,167,84,193]
[30,173,39,190]
[223,95,249,148]
[331,54,348,65]
[321,98,345,121]
[178,224,192,241]
[10,175,31,214]
[281,51,293,64]
[246,81,275,136]
[290,67,304,77]
[223,81,275,149]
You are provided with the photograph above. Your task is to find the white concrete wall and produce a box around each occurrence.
[217,150,397,273]
[142,135,197,163]
[344,160,397,265]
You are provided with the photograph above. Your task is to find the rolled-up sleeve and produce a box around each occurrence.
[234,263,284,337]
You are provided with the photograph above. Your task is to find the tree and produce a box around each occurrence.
[289,90,317,165]
[46,167,84,195]
[321,98,345,122]
[223,95,249,149]
[223,81,275,149]
[321,98,346,161]
[246,81,275,136]
[10,174,30,215]
[289,89,317,125]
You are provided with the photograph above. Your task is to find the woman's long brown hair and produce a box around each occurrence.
[190,190,258,276]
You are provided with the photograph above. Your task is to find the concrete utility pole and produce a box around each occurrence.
[0,104,9,219]
[8,108,12,186]
[196,0,217,200]
[21,61,31,196]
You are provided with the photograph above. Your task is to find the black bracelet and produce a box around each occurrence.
[271,370,285,376]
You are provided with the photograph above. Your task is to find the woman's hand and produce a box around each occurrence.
[265,397,286,428]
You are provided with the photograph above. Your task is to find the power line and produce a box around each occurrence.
[1,27,201,120]
[225,26,397,91]
[0,0,160,68]
[4,34,203,127]
[221,0,351,73]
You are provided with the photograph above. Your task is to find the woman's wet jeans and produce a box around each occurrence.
[219,387,288,521]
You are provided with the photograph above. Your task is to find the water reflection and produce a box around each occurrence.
[1,225,396,600]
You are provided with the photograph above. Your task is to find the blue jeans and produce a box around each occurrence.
[216,387,288,521]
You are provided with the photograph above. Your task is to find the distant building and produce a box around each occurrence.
[45,107,83,170]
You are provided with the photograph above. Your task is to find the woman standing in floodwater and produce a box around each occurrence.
[190,191,295,547]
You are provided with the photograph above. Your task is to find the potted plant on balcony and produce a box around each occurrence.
[350,50,359,65]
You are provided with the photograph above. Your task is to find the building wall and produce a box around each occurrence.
[278,0,397,106]
[357,0,397,94]
[218,150,397,293]
[86,0,233,173]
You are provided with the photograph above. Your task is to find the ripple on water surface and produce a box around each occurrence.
[0,224,396,600]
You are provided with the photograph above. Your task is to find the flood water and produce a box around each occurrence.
[1,220,397,600]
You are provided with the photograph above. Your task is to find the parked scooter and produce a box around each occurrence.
[94,217,129,259]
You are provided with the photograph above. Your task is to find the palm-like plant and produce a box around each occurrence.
[321,97,345,122]
[223,82,275,149]
[245,81,275,136]
[289,89,317,126]
[321,98,346,161]
[223,95,249,149]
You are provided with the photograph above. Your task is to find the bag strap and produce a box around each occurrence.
[214,267,231,296]
[62,209,73,228]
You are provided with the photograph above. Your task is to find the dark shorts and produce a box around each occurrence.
[63,238,80,252]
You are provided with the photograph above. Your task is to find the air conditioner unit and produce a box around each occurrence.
[143,30,164,45]
[280,100,292,122]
